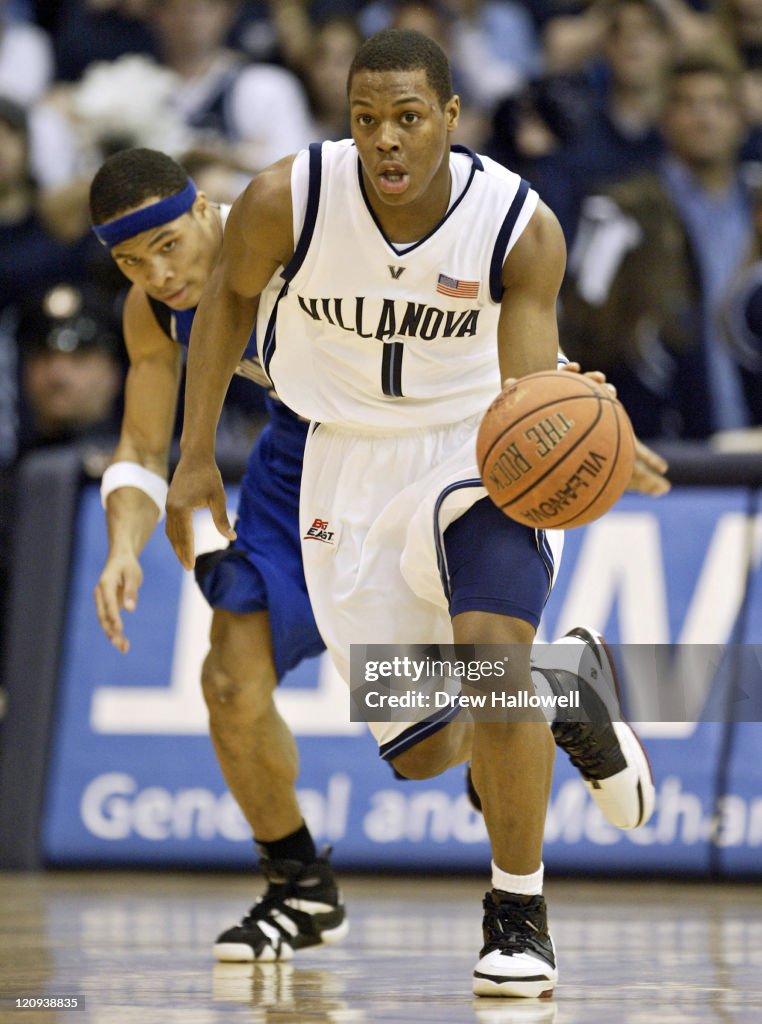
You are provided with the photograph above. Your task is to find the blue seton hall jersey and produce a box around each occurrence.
[145,214,320,679]
[257,140,540,430]
[162,298,307,464]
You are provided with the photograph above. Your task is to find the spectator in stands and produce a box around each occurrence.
[180,148,250,205]
[717,0,762,59]
[714,0,762,160]
[145,0,314,172]
[545,0,676,240]
[561,55,762,439]
[16,283,124,455]
[0,97,90,314]
[739,47,762,160]
[300,16,363,141]
[0,0,53,106]
[361,0,541,105]
[541,0,715,75]
[487,75,590,230]
[45,0,157,83]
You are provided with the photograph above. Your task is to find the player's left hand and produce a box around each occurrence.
[629,437,670,495]
[556,361,670,495]
[558,360,614,396]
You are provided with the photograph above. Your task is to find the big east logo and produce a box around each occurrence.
[304,518,335,544]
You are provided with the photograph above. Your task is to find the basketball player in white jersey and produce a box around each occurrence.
[165,29,669,999]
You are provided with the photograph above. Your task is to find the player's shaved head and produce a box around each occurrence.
[348,29,453,107]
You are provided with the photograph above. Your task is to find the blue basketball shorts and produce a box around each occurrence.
[194,425,325,680]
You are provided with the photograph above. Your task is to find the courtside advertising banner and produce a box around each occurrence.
[41,486,762,872]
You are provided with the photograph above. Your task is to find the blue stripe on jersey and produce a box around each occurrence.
[489,178,531,303]
[378,705,461,762]
[282,142,323,283]
[381,341,404,397]
[261,280,290,380]
[451,143,484,171]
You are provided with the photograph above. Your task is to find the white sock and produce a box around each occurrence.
[491,860,544,896]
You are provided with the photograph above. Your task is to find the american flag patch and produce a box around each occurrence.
[436,274,480,299]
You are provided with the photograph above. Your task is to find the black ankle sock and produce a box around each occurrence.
[256,822,317,864]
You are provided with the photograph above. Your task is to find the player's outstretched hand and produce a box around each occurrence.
[629,437,670,495]
[94,553,143,654]
[165,455,236,571]
[557,361,671,496]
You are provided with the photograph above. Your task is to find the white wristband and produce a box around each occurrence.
[100,461,169,521]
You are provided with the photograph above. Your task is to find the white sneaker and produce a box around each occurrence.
[473,892,558,999]
[532,627,655,829]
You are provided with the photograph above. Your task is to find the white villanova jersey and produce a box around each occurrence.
[257,139,539,430]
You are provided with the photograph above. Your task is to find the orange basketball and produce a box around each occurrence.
[476,371,636,529]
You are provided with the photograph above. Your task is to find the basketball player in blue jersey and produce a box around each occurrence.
[89,148,348,963]
[164,30,669,999]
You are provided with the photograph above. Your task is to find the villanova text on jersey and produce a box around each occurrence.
[296,295,481,342]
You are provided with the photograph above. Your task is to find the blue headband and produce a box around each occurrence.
[92,179,198,247]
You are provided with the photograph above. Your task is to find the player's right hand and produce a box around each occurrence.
[94,553,143,654]
[165,455,236,571]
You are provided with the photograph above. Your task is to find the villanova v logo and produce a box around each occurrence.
[388,265,405,280]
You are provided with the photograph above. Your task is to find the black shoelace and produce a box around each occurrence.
[481,895,549,957]
[552,721,615,775]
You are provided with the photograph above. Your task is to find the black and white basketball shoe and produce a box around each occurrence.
[214,848,348,962]
[473,890,557,999]
[533,626,655,829]
[466,627,655,830]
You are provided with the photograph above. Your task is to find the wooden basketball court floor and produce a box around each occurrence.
[1,872,761,1024]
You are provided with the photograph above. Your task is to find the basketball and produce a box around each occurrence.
[476,371,636,529]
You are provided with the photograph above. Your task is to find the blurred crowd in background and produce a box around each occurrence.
[2,0,762,476]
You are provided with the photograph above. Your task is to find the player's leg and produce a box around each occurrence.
[391,622,558,999]
[453,610,554,875]
[202,608,301,839]
[454,610,557,1000]
[393,498,558,998]
[202,608,347,962]
[464,630,656,829]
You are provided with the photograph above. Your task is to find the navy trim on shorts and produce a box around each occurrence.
[437,491,559,628]
[433,479,485,604]
[489,178,530,303]
[282,142,323,283]
[535,529,556,604]
[378,705,461,762]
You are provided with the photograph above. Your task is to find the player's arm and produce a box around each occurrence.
[497,199,566,382]
[94,285,182,653]
[166,156,296,570]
